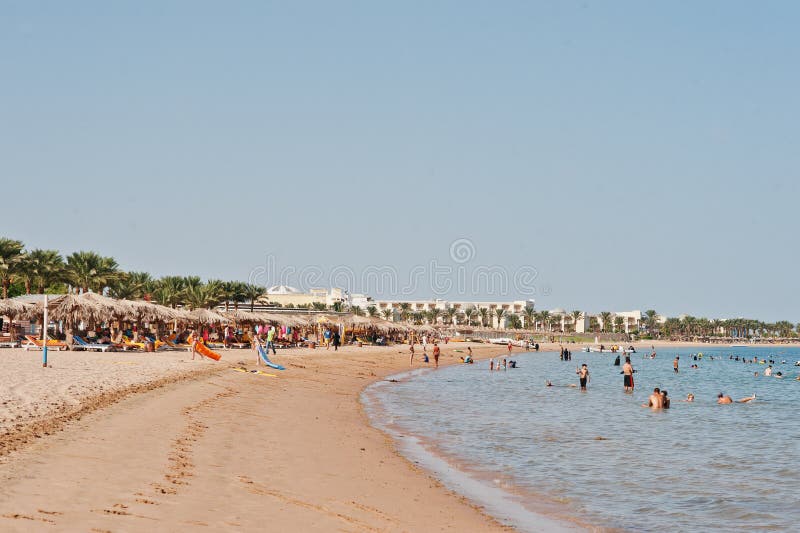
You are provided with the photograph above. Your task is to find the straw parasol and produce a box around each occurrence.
[125,299,183,323]
[46,293,134,324]
[0,298,34,320]
[187,308,229,325]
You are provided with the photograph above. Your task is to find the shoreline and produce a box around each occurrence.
[361,361,593,533]
[0,339,779,531]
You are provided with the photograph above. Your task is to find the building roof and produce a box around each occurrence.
[266,285,303,295]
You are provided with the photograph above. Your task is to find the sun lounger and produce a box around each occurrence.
[163,338,192,351]
[0,340,20,348]
[23,335,68,351]
[72,335,116,352]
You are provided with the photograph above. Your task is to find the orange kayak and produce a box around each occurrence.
[195,342,222,361]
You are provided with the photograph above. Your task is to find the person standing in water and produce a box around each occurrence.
[622,357,635,392]
[433,343,440,368]
[409,343,415,366]
[673,356,680,373]
[577,364,589,391]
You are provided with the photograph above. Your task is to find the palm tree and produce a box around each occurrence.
[444,307,458,326]
[221,281,249,311]
[381,308,393,321]
[644,309,658,336]
[428,307,441,325]
[366,305,378,317]
[0,238,25,299]
[506,313,522,329]
[599,312,612,333]
[65,251,121,293]
[464,305,477,326]
[411,311,424,325]
[154,276,186,308]
[523,307,536,330]
[351,305,365,316]
[242,284,266,312]
[540,310,551,332]
[28,249,66,294]
[494,308,507,329]
[312,301,327,311]
[571,310,582,333]
[614,316,624,333]
[478,307,490,327]
[399,302,412,322]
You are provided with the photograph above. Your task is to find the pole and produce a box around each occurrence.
[42,294,48,367]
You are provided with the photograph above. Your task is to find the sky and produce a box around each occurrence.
[1,1,798,321]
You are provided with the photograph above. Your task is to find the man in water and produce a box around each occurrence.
[673,356,679,373]
[577,364,589,391]
[717,393,733,404]
[661,390,671,408]
[646,388,663,408]
[764,365,773,377]
[622,357,635,392]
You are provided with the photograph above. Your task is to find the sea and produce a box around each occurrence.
[362,346,800,532]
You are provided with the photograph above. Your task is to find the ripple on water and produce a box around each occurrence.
[365,347,800,531]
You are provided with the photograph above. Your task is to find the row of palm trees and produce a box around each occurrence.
[4,238,799,337]
[0,238,267,311]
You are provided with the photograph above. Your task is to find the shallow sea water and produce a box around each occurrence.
[363,347,800,532]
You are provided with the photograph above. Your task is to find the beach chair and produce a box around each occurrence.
[0,334,20,348]
[72,335,116,352]
[162,338,192,351]
[22,335,68,351]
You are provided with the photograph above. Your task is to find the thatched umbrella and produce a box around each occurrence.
[0,298,33,320]
[188,308,229,325]
[47,293,133,324]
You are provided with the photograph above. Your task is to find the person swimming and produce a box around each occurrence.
[717,393,733,404]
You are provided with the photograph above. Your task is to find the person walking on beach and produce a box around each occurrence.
[332,330,341,351]
[266,325,277,355]
[577,364,589,391]
[190,330,200,360]
[622,357,635,392]
[507,341,513,353]
[253,333,262,365]
[673,356,680,373]
[323,327,332,350]
[433,343,440,368]
[409,343,415,366]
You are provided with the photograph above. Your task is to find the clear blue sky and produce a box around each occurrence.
[2,1,798,321]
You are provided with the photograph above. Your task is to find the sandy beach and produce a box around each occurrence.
[0,342,526,532]
[0,339,787,531]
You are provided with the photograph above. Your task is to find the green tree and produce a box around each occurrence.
[366,305,378,317]
[242,284,266,312]
[494,308,507,329]
[65,251,121,294]
[399,302,412,322]
[478,307,490,327]
[381,308,393,321]
[153,276,186,308]
[523,307,536,330]
[599,311,612,333]
[644,309,658,336]
[571,310,583,332]
[0,238,25,299]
